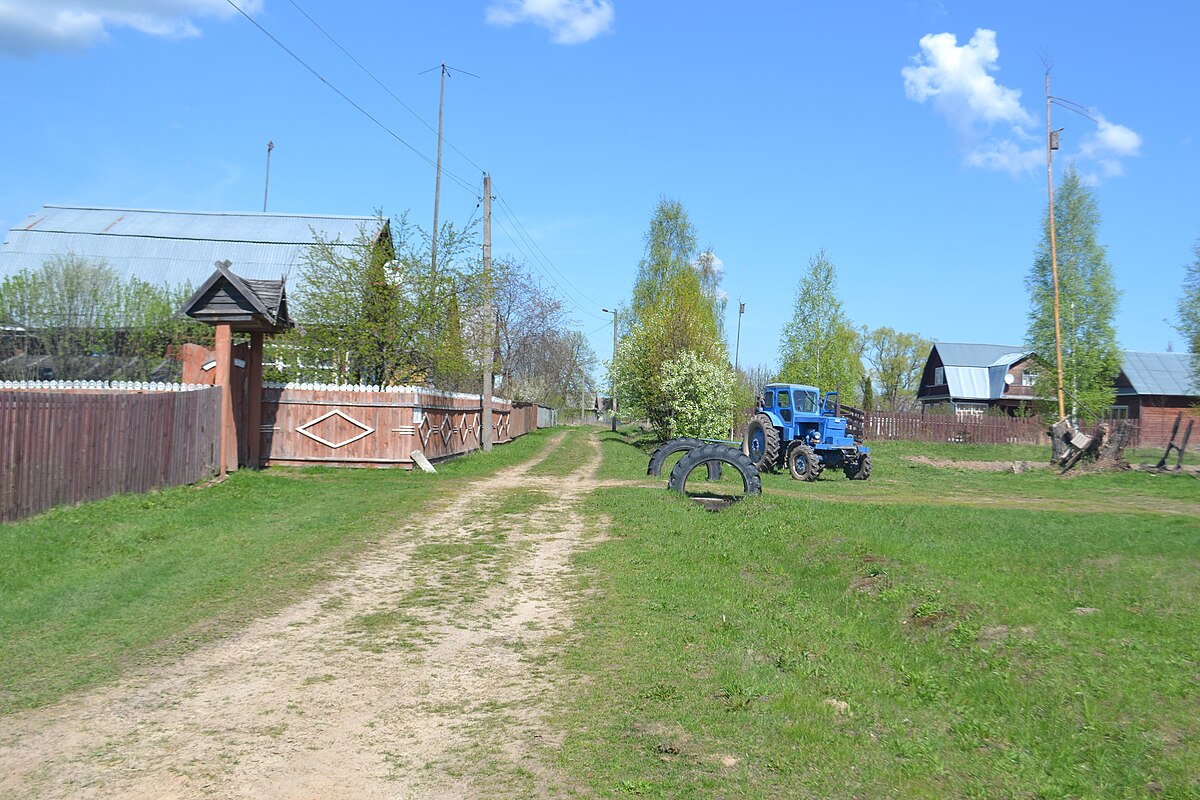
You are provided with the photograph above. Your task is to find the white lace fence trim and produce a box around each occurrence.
[2,379,509,404]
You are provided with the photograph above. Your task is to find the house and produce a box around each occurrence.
[1113,351,1200,446]
[916,342,1038,417]
[917,342,1199,446]
[0,204,383,288]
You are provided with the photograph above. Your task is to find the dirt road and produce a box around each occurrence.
[0,431,602,799]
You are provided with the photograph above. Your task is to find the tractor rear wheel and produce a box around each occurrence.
[787,444,820,482]
[845,453,872,480]
[743,414,781,472]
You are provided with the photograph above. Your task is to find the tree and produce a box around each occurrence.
[283,214,476,387]
[777,249,863,400]
[1177,235,1200,389]
[659,351,736,439]
[489,256,593,405]
[613,198,728,435]
[1025,165,1121,422]
[0,254,206,381]
[862,327,931,411]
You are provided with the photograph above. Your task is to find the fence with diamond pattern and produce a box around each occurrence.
[259,383,538,468]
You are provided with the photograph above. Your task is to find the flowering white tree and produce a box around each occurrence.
[659,350,736,439]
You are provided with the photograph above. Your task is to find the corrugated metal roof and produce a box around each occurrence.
[933,342,1031,401]
[1120,351,1197,396]
[934,342,1026,367]
[1,205,379,287]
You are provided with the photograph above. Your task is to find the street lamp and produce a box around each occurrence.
[602,307,617,431]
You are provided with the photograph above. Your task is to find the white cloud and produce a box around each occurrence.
[0,0,258,58]
[486,0,613,45]
[903,28,1141,180]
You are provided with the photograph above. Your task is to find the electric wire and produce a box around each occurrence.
[492,191,606,321]
[227,0,610,331]
[286,0,489,177]
[224,0,477,196]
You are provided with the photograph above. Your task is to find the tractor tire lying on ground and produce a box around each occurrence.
[667,444,762,496]
[844,453,872,480]
[742,413,781,472]
[647,438,722,481]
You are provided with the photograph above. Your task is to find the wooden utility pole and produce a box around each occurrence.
[481,174,493,452]
[1046,69,1067,420]
[262,140,274,213]
[431,64,447,280]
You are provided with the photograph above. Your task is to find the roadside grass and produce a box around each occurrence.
[0,428,558,714]
[559,431,1200,798]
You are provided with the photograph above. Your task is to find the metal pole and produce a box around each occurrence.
[603,308,618,431]
[481,174,493,452]
[734,301,745,373]
[262,140,274,213]
[1046,71,1067,420]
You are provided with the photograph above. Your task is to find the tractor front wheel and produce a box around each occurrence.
[845,453,872,481]
[787,444,820,482]
[743,414,781,472]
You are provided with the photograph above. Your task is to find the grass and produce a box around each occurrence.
[4,423,1198,798]
[0,427,558,713]
[556,429,1200,798]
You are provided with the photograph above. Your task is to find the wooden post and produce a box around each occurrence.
[247,332,264,468]
[215,323,236,475]
[482,174,493,452]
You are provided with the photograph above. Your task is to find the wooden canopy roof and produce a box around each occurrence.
[182,260,292,333]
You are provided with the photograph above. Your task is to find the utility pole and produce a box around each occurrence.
[602,308,618,431]
[481,173,493,452]
[1046,68,1067,420]
[262,140,274,213]
[734,301,745,373]
[430,64,447,281]
[580,374,586,426]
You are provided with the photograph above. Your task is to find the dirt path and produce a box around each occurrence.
[0,430,604,799]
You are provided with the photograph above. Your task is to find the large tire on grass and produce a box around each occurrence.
[647,438,722,481]
[787,444,820,482]
[742,414,781,472]
[668,444,762,496]
[844,453,872,481]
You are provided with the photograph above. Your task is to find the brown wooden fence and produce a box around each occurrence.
[862,411,1141,447]
[259,384,538,468]
[1,384,220,523]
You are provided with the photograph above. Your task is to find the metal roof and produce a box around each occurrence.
[1119,350,1197,397]
[930,342,1031,401]
[933,342,1027,368]
[1,205,379,288]
[930,342,1198,400]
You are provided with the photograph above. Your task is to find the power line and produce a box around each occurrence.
[286,0,488,177]
[224,0,477,196]
[228,0,611,326]
[492,191,606,321]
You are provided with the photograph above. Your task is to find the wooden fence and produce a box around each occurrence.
[862,411,1141,447]
[863,412,1052,445]
[259,383,538,468]
[1,383,220,523]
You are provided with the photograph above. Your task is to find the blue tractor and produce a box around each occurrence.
[742,384,871,481]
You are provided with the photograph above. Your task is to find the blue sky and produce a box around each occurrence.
[2,1,1198,378]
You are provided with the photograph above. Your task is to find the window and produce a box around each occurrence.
[1021,371,1038,387]
[1107,405,1129,419]
[762,390,774,408]
[955,402,988,419]
[778,390,791,409]
[933,366,945,386]
[794,391,817,413]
